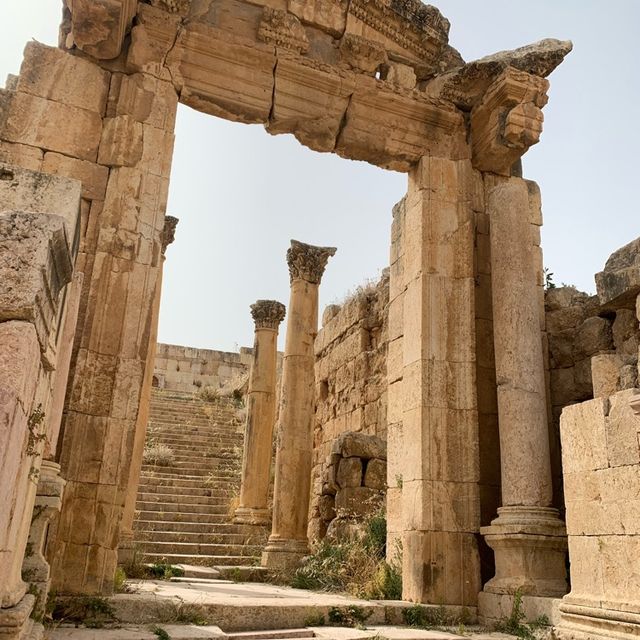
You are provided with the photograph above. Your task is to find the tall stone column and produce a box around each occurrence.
[118,216,178,563]
[262,240,336,569]
[480,179,566,598]
[234,300,286,526]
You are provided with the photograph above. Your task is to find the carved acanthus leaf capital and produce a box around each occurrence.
[251,300,286,330]
[287,239,337,284]
[161,215,179,254]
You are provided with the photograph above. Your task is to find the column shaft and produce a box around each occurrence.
[235,300,285,525]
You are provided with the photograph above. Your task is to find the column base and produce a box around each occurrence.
[556,598,640,640]
[233,507,270,526]
[261,536,308,570]
[0,594,37,640]
[478,591,562,627]
[117,531,135,565]
[481,506,567,597]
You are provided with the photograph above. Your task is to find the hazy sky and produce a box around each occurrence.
[2,2,638,352]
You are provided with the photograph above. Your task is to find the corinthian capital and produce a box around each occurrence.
[287,240,336,284]
[251,300,286,330]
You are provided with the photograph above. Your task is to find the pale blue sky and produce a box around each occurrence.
[2,2,638,351]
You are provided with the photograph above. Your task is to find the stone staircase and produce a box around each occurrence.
[132,389,268,568]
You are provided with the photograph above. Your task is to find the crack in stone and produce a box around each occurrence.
[333,90,354,151]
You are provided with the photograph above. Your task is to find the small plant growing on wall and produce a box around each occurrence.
[26,405,47,482]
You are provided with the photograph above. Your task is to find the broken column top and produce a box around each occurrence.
[287,240,337,284]
[251,300,286,329]
[595,236,640,310]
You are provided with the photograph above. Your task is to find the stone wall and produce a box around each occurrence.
[153,343,254,393]
[309,271,389,542]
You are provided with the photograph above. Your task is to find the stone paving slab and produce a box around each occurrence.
[107,580,475,633]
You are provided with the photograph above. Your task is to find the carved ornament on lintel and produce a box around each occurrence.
[258,8,309,55]
[251,300,286,330]
[287,239,337,284]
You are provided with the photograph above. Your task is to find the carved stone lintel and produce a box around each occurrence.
[287,239,337,285]
[161,215,179,254]
[339,34,388,74]
[251,300,286,330]
[258,8,309,55]
[470,67,549,175]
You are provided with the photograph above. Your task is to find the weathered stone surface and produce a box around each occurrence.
[331,431,386,460]
[17,42,110,113]
[257,8,309,53]
[98,116,144,167]
[336,456,363,488]
[591,354,622,399]
[42,153,109,202]
[596,236,640,310]
[318,494,336,522]
[363,458,386,489]
[573,317,613,359]
[335,486,382,516]
[339,34,387,74]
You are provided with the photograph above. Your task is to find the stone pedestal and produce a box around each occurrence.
[234,300,286,526]
[481,179,567,600]
[118,217,177,565]
[262,240,335,570]
[21,461,66,620]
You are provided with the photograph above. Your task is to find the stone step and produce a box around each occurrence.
[136,501,230,515]
[141,468,239,479]
[138,552,260,566]
[136,540,262,556]
[136,484,234,498]
[133,520,264,536]
[138,479,238,492]
[226,629,314,640]
[133,530,251,545]
[135,511,231,524]
[137,492,231,506]
[141,465,239,476]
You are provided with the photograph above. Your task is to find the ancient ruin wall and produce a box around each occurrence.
[309,271,389,541]
[153,343,253,393]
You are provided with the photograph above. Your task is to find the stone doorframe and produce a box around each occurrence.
[1,0,571,610]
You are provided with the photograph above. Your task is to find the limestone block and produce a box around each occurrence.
[0,212,74,352]
[98,116,144,167]
[336,456,363,488]
[596,236,640,310]
[141,125,175,178]
[331,430,386,459]
[318,494,336,522]
[268,57,355,153]
[167,24,275,124]
[17,42,110,113]
[0,89,103,162]
[336,79,465,171]
[42,153,109,201]
[548,329,575,369]
[573,317,613,359]
[560,398,609,474]
[364,458,386,489]
[385,63,417,90]
[335,486,382,517]
[0,141,43,171]
[591,354,622,398]
[288,0,349,38]
[63,0,138,60]
[338,34,387,74]
[257,7,309,54]
[574,357,594,401]
[606,389,640,468]
[0,164,81,238]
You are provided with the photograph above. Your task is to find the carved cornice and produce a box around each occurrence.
[470,67,549,175]
[251,300,286,330]
[161,215,179,254]
[287,240,336,284]
[258,8,309,55]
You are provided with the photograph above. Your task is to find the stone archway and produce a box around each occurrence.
[0,0,571,615]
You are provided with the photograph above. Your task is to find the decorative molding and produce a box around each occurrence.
[251,300,286,330]
[258,8,309,55]
[161,215,178,254]
[470,67,549,175]
[287,239,336,284]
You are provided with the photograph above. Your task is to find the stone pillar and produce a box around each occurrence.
[21,461,66,620]
[480,179,567,599]
[234,300,286,526]
[118,216,178,563]
[397,156,482,607]
[262,240,336,569]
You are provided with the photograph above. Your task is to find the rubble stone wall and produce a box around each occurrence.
[309,271,389,542]
[153,343,254,393]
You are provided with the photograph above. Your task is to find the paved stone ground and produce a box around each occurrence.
[47,579,524,639]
